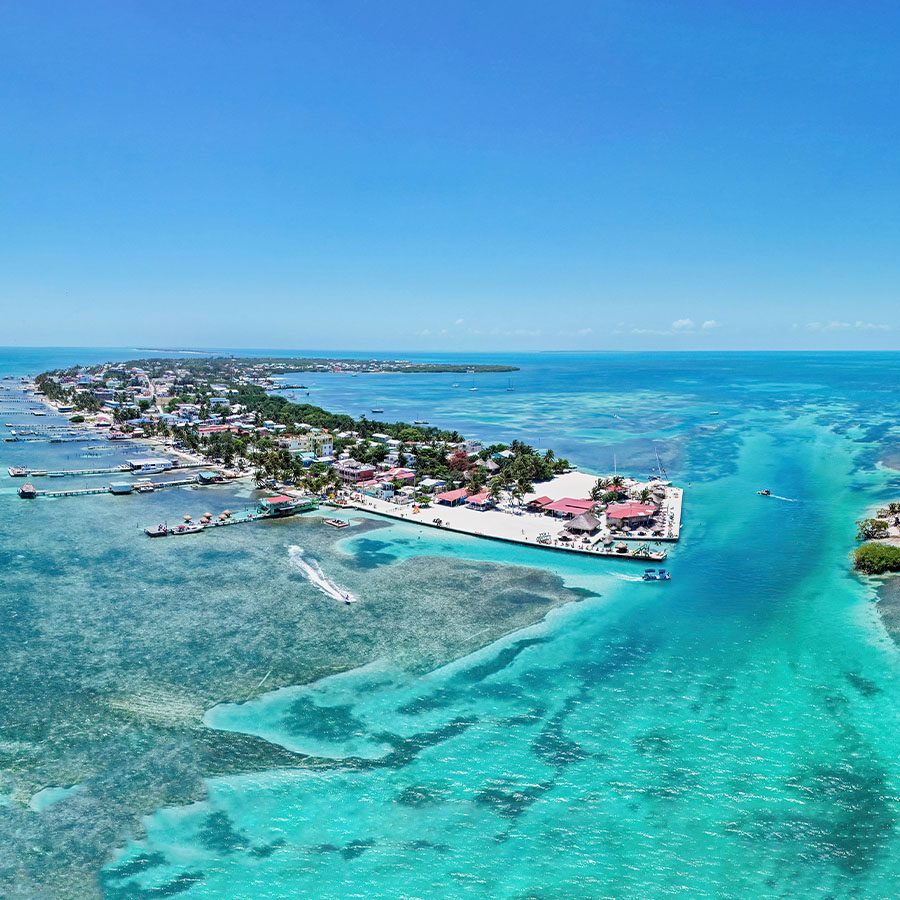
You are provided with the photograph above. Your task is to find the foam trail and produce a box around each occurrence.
[770,495,798,502]
[610,572,645,582]
[288,545,357,603]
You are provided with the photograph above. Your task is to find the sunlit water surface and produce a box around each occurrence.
[0,349,898,898]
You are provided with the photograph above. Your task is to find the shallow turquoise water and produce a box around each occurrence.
[1,350,899,898]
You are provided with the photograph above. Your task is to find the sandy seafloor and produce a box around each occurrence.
[0,349,898,899]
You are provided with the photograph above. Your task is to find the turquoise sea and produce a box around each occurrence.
[1,348,898,899]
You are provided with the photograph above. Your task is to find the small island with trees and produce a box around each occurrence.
[855,502,900,574]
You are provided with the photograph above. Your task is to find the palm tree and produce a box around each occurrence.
[638,487,653,503]
[610,474,625,488]
[590,478,606,502]
[488,476,504,503]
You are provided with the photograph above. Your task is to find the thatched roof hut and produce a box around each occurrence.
[568,512,601,533]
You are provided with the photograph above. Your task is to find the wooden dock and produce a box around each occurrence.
[29,475,206,499]
[13,461,210,479]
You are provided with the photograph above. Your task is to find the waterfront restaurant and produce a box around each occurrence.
[543,498,595,518]
[606,501,658,528]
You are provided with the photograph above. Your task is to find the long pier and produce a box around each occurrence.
[10,461,210,478]
[28,476,208,499]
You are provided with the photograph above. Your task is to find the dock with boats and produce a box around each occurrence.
[18,474,213,499]
[143,495,318,536]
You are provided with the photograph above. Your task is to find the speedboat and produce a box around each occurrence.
[643,568,671,581]
[145,524,168,537]
[757,489,771,496]
[7,466,27,477]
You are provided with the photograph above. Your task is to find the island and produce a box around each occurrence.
[17,357,682,560]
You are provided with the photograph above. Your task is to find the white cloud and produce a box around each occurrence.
[701,320,720,330]
[576,327,593,336]
[631,317,702,337]
[631,327,675,336]
[454,318,465,326]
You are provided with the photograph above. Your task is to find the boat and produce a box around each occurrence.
[324,518,349,528]
[643,568,671,581]
[414,420,429,425]
[757,489,771,496]
[136,481,155,493]
[30,470,48,477]
[371,408,384,414]
[145,524,169,537]
[7,466,27,477]
[109,482,134,495]
[18,482,37,499]
[171,522,204,535]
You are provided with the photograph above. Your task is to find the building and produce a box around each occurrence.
[605,501,658,528]
[335,459,377,484]
[435,488,469,506]
[466,490,494,510]
[417,477,447,493]
[543,498,595,518]
[127,457,174,472]
[286,432,334,457]
[567,512,601,534]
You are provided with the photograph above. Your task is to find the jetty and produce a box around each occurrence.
[144,495,318,536]
[20,475,217,499]
[7,460,210,479]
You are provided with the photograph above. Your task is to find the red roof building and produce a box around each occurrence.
[466,490,494,509]
[606,501,658,524]
[435,488,469,506]
[544,498,595,517]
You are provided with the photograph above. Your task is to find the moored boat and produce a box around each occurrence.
[7,466,27,477]
[18,482,37,499]
[324,518,349,528]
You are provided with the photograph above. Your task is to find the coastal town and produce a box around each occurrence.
[4,358,683,561]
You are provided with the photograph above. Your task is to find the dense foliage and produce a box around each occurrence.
[853,542,900,574]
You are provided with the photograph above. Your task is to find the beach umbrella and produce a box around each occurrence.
[184,514,192,521]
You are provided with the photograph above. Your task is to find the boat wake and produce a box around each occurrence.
[769,495,798,502]
[288,545,357,603]
[610,572,645,582]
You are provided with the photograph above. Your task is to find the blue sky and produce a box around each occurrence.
[1,1,899,350]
